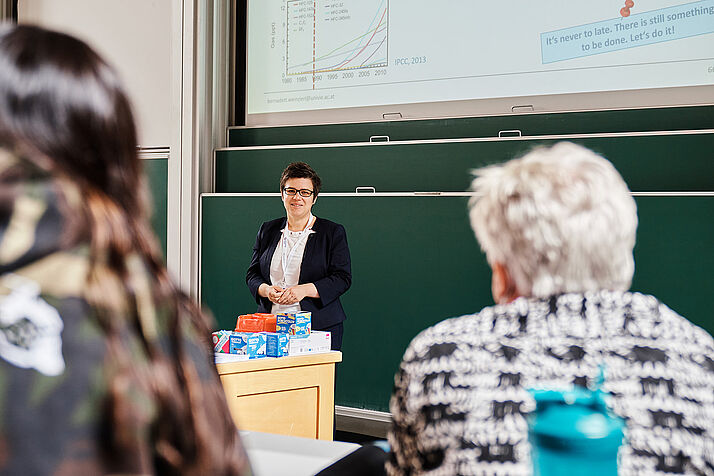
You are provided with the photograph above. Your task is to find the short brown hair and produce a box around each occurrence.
[279,162,322,197]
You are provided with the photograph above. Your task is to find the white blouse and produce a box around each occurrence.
[269,217,315,314]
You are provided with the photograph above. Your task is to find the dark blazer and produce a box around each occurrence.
[246,217,352,329]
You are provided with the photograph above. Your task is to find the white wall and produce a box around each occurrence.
[16,0,232,298]
[18,0,172,148]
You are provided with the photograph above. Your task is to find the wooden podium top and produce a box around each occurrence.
[215,350,342,374]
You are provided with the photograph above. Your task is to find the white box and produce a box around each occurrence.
[214,353,249,364]
[287,331,331,356]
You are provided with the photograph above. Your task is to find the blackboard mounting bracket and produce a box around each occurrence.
[512,105,534,113]
[498,129,522,138]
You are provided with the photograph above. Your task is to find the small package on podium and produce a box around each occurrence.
[235,313,276,333]
[246,333,267,359]
[229,333,249,355]
[276,311,311,338]
[288,331,331,356]
[212,330,235,353]
[265,332,290,357]
[229,332,266,359]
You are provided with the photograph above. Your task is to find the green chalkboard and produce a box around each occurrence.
[200,194,714,412]
[632,197,714,326]
[229,105,714,147]
[216,132,714,194]
[143,158,168,259]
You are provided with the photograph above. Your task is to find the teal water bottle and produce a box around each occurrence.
[528,372,625,476]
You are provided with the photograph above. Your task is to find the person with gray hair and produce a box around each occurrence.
[387,142,714,475]
[471,141,637,301]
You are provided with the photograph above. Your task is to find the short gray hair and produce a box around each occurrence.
[468,142,637,297]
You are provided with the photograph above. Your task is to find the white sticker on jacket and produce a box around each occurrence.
[0,275,65,376]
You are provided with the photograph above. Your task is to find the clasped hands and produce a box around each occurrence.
[265,284,307,305]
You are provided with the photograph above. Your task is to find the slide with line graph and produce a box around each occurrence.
[246,0,714,119]
[286,0,388,76]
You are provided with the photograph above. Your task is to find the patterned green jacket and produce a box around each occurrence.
[0,149,251,475]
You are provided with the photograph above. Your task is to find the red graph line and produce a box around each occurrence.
[360,36,387,67]
[332,7,387,70]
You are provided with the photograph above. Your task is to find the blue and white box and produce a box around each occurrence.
[276,313,294,334]
[229,333,249,355]
[246,332,266,359]
[265,332,289,357]
[230,332,266,359]
[276,311,311,338]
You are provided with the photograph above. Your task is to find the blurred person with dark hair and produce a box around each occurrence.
[388,143,714,475]
[246,161,351,350]
[0,24,250,475]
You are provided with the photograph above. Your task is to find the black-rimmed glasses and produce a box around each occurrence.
[283,187,314,197]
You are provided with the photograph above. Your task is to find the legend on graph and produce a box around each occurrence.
[286,0,388,76]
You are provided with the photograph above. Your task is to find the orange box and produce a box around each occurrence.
[235,313,277,333]
[260,314,277,332]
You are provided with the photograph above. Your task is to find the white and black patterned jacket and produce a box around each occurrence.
[388,291,714,476]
